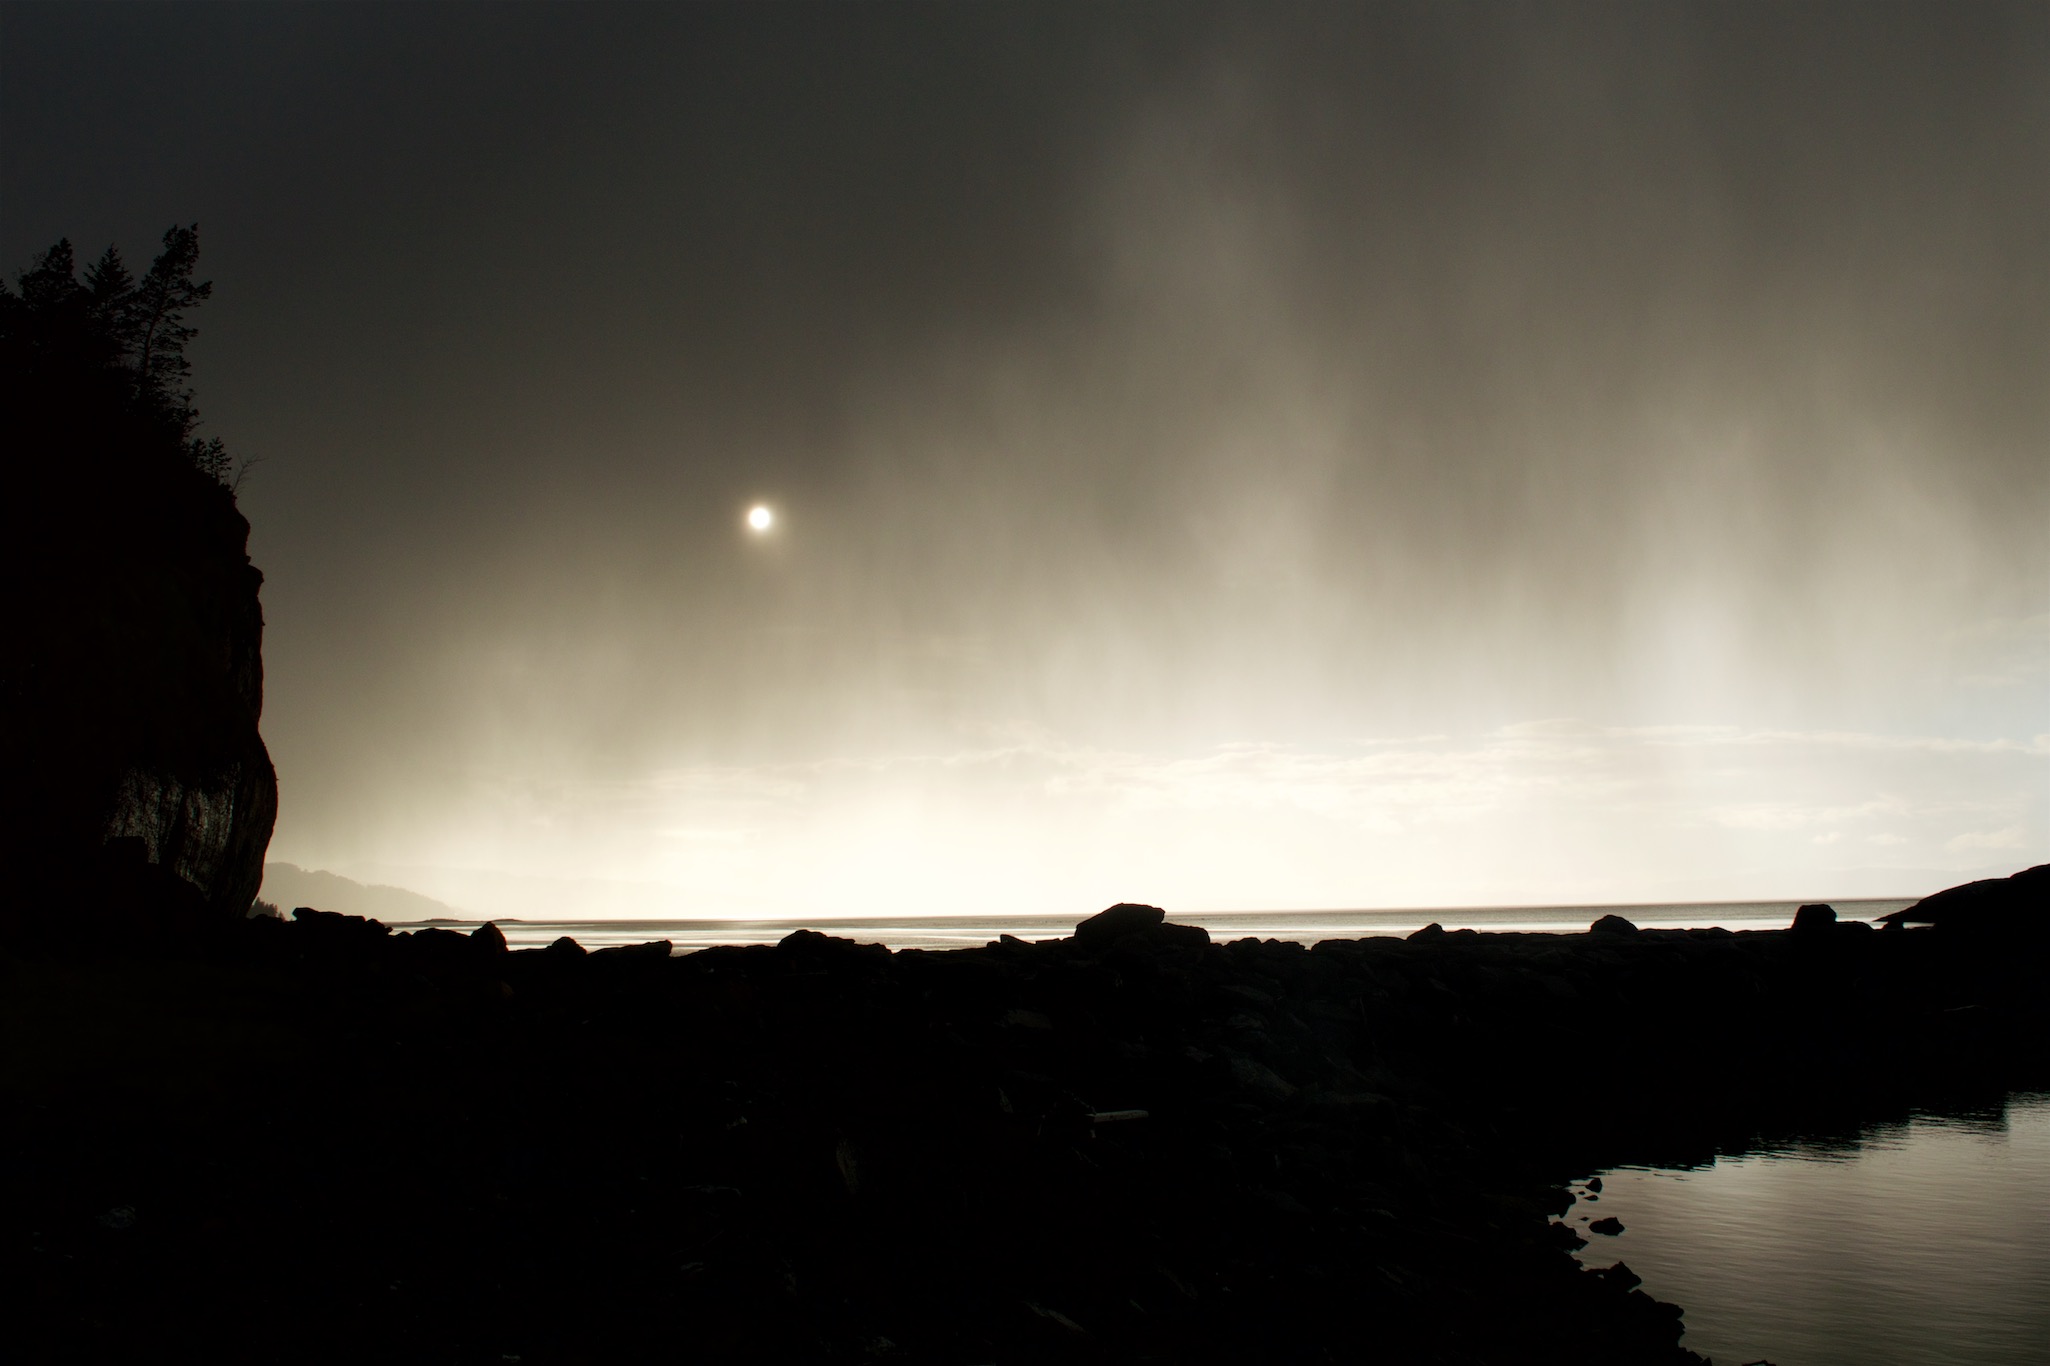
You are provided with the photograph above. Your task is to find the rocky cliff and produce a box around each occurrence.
[1,248,276,915]
[1,445,276,914]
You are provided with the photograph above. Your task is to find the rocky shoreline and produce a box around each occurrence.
[8,869,2046,1364]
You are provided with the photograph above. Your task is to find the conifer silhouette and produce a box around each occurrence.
[0,224,237,485]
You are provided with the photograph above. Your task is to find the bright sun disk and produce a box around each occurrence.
[747,505,773,531]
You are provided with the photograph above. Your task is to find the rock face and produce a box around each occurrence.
[1877,865,2050,938]
[1,309,275,915]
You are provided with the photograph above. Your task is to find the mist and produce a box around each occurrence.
[6,2,2043,918]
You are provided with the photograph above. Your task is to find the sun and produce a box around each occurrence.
[747,504,774,532]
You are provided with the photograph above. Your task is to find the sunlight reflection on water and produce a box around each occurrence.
[1572,1094,2050,1366]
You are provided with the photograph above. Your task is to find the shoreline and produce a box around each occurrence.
[371,896,1920,954]
[9,881,2046,1363]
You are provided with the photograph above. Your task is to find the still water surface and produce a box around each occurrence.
[1571,1093,2050,1366]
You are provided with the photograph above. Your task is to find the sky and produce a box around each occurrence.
[5,1,2045,920]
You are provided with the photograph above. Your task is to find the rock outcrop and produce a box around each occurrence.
[2,450,275,913]
[1,252,275,915]
[1876,864,2050,938]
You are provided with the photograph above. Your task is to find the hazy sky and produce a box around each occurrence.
[6,2,2045,918]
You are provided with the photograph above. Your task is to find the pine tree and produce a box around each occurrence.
[1,225,240,487]
[15,238,82,310]
[127,224,212,439]
[83,245,137,366]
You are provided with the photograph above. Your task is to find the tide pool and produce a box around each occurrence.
[1572,1093,2050,1365]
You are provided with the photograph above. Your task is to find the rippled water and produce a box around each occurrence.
[1571,1093,2050,1366]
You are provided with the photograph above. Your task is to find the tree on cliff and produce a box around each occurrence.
[1,224,276,917]
[0,224,237,486]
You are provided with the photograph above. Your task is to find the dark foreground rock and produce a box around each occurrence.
[6,877,2049,1364]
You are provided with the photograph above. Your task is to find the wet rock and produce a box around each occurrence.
[1589,1217,1625,1235]
[1587,1261,1641,1291]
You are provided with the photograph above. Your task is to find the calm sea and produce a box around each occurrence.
[384,897,1918,952]
[1572,1092,2050,1366]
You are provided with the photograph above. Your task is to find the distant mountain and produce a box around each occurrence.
[258,863,470,924]
[338,862,762,922]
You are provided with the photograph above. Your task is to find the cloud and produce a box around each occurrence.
[1945,614,2050,689]
[1709,796,1911,833]
[1945,826,2031,853]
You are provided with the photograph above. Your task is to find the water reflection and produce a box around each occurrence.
[1571,1093,2050,1365]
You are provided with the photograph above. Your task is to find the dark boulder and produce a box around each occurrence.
[1590,915,1639,936]
[1586,1261,1641,1291]
[1791,904,1838,935]
[776,928,887,964]
[592,938,676,964]
[289,907,393,959]
[401,925,474,965]
[1075,902,1166,947]
[1589,1217,1625,1235]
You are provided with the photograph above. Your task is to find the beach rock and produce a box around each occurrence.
[1590,915,1639,936]
[1589,1217,1625,1235]
[1792,904,1838,935]
[776,928,887,964]
[1075,902,1166,947]
[592,938,674,964]
[471,921,508,954]
[401,925,475,966]
[290,906,392,955]
[1586,1261,1641,1291]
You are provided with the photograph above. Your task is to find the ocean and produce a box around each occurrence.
[1574,1092,2050,1365]
[382,896,1920,952]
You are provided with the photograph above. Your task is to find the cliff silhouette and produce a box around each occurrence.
[0,229,275,915]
